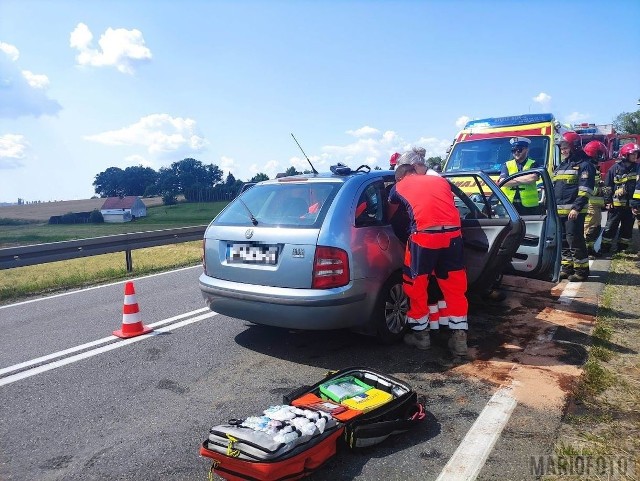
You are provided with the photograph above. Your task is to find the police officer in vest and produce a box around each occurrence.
[498,137,542,215]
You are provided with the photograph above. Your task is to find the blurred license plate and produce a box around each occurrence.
[227,243,278,264]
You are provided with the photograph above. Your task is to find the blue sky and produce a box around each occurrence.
[1,0,639,203]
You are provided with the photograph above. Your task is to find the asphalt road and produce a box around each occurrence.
[0,264,606,480]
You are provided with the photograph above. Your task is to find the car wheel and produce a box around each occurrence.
[374,273,408,344]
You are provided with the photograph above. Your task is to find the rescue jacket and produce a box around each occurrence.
[602,160,639,208]
[589,164,604,207]
[552,152,595,216]
[631,172,640,210]
[500,159,539,207]
[388,174,460,233]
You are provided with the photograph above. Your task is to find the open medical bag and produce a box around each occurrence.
[200,405,344,481]
[283,367,425,450]
[200,367,424,480]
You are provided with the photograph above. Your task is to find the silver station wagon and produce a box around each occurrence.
[199,165,561,343]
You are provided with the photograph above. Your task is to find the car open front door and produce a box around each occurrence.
[497,168,561,282]
[444,170,561,295]
[444,172,525,295]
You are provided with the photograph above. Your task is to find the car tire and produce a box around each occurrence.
[374,272,408,344]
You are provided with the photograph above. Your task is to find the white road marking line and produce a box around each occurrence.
[435,387,518,481]
[0,265,202,310]
[0,311,218,387]
[0,307,209,376]
[435,267,587,479]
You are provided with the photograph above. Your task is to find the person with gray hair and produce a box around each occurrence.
[397,149,440,177]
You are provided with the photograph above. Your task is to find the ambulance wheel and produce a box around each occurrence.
[374,273,408,344]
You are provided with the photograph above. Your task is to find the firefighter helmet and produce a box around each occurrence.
[618,143,640,160]
[560,131,581,148]
[583,140,607,162]
[389,152,401,168]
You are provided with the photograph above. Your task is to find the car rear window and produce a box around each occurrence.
[213,182,340,228]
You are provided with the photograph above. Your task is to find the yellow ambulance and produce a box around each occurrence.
[442,113,564,193]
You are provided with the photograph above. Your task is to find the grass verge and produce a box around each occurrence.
[0,241,202,303]
[544,243,640,480]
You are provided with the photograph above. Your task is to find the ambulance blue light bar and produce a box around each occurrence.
[464,113,555,130]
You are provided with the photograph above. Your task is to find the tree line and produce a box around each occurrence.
[92,158,283,204]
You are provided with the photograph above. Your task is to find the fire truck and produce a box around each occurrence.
[571,123,617,176]
[572,123,640,176]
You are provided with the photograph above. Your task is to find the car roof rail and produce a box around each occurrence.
[330,163,372,176]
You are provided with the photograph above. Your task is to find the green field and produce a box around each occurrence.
[0,201,228,247]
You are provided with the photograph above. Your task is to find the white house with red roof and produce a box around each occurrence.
[100,196,147,223]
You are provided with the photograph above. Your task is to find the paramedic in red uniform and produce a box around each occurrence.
[388,151,469,359]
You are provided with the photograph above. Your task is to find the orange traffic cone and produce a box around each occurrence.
[113,281,153,338]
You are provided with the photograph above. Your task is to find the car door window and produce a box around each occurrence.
[355,181,385,227]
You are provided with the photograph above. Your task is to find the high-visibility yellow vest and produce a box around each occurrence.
[501,159,539,207]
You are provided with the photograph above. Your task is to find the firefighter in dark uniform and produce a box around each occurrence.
[600,143,640,254]
[631,145,640,259]
[582,141,607,257]
[553,131,595,282]
[498,137,541,216]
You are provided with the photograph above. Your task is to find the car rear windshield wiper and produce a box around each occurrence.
[238,198,258,226]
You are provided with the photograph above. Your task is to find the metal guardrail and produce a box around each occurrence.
[0,225,208,271]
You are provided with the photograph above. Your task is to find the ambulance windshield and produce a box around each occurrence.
[444,137,549,174]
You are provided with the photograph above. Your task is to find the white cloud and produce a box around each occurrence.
[346,126,380,138]
[0,42,62,119]
[0,43,61,118]
[533,92,551,104]
[277,127,449,174]
[0,134,28,169]
[70,23,152,74]
[414,136,454,157]
[225,126,453,182]
[21,70,50,89]
[455,116,470,129]
[124,154,154,168]
[0,42,19,61]
[564,112,590,124]
[85,114,208,158]
[218,155,236,173]
[249,159,280,180]
[69,23,93,50]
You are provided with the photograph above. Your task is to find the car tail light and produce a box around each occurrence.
[312,246,349,289]
[202,239,207,276]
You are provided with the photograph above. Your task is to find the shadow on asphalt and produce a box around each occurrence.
[233,271,636,377]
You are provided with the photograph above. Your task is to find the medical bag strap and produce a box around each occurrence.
[282,385,313,405]
[345,401,426,449]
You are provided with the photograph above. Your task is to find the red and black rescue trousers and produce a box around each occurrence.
[601,206,634,253]
[427,275,448,330]
[403,229,468,332]
[560,214,589,276]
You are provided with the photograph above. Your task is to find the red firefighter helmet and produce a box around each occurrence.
[389,152,401,168]
[583,140,607,162]
[560,131,581,148]
[619,143,640,160]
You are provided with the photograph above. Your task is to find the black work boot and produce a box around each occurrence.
[559,269,574,280]
[568,270,589,282]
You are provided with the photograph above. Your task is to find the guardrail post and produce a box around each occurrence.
[125,249,133,272]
